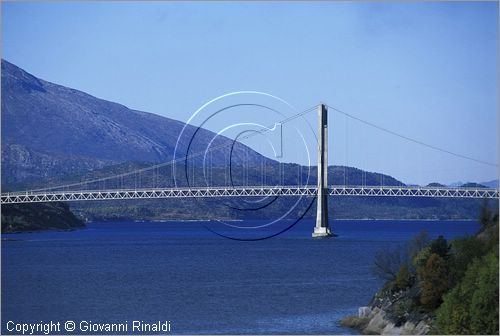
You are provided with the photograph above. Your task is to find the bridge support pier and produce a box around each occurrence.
[313,103,332,238]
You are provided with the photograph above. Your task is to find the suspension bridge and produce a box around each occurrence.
[1,104,498,237]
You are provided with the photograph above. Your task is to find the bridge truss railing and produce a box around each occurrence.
[1,185,498,204]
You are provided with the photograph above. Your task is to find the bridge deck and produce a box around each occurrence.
[1,185,498,204]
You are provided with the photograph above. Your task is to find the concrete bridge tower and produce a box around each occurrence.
[312,103,332,238]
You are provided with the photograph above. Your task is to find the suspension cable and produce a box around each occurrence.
[327,104,498,168]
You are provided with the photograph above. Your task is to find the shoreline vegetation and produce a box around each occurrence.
[1,202,85,233]
[340,203,499,335]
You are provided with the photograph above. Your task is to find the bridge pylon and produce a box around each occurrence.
[312,103,332,238]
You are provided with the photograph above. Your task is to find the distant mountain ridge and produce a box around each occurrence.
[447,181,495,188]
[2,60,495,191]
[479,179,499,189]
[1,59,267,186]
[1,60,406,192]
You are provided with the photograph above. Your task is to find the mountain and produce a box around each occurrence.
[461,182,487,188]
[448,181,496,189]
[1,59,267,187]
[480,179,499,189]
[0,60,404,194]
[427,183,446,187]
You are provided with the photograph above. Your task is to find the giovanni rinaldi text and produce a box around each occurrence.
[5,320,172,334]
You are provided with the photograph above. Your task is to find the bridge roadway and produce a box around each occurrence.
[1,185,498,204]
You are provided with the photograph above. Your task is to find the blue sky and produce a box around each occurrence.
[2,1,498,185]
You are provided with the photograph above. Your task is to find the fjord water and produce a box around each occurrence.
[2,219,478,334]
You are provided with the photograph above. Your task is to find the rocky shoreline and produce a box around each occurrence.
[340,306,430,335]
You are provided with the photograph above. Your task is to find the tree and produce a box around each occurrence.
[372,244,407,281]
[407,230,430,257]
[449,236,486,287]
[429,235,450,259]
[413,245,431,268]
[435,251,499,335]
[477,200,499,248]
[469,252,499,334]
[373,232,430,282]
[479,199,493,230]
[418,253,450,309]
[395,264,412,290]
[435,285,471,334]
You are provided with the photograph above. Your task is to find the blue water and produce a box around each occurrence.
[2,219,479,334]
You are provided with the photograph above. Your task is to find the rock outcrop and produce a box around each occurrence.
[340,306,430,335]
